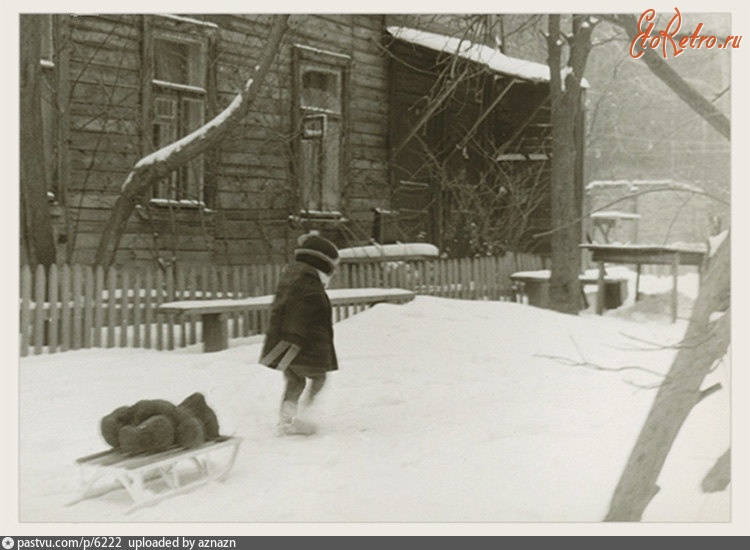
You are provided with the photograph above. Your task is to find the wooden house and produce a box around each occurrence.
[28,13,585,267]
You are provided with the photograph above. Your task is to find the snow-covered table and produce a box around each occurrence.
[580,243,707,321]
[158,288,415,352]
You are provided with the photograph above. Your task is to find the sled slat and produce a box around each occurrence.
[69,436,243,514]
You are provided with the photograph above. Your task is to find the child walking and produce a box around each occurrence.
[259,233,340,435]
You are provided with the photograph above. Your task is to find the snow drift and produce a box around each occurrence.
[17,275,729,525]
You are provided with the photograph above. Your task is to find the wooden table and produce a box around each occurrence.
[580,243,707,322]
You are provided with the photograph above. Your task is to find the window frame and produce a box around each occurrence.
[142,15,215,209]
[292,44,351,220]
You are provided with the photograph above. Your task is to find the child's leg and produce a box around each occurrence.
[282,367,306,402]
[280,368,306,422]
[278,368,317,435]
[306,374,326,406]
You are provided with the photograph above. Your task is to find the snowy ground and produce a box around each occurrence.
[11,269,734,532]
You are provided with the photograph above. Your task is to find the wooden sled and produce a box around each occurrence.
[67,435,242,513]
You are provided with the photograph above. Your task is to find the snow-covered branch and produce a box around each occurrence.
[95,15,290,267]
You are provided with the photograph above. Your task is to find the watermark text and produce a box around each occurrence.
[630,8,742,59]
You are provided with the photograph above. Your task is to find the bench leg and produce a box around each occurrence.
[202,313,229,352]
[635,263,642,302]
[671,253,680,323]
[596,261,605,315]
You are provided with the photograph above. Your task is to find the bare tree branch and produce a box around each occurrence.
[533,185,729,240]
[601,13,730,140]
[701,448,730,493]
[94,14,290,267]
[605,235,730,521]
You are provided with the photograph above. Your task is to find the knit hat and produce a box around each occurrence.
[295,233,340,275]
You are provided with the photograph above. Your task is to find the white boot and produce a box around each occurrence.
[277,401,316,436]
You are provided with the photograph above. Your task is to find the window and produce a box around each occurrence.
[294,46,350,217]
[149,30,208,204]
[301,70,341,113]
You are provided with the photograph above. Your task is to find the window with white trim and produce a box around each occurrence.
[150,32,207,203]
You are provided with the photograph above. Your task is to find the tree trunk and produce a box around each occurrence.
[598,13,732,521]
[20,14,56,267]
[94,14,290,267]
[605,233,730,521]
[547,15,593,314]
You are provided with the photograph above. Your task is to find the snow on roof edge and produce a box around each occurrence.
[586,179,703,193]
[387,26,590,88]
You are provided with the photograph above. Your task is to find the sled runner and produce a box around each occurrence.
[67,435,242,513]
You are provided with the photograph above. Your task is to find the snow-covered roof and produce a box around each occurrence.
[388,26,590,87]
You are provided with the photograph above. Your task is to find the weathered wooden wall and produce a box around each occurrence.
[53,14,390,268]
[62,15,144,264]
[386,34,555,254]
[206,14,390,265]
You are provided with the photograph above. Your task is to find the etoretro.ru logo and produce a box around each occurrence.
[630,7,742,59]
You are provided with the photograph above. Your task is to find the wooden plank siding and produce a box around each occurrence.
[206,14,390,264]
[46,14,391,268]
[43,13,562,267]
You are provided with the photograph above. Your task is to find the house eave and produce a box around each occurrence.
[386,26,590,88]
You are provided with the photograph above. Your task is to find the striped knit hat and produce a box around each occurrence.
[294,233,340,275]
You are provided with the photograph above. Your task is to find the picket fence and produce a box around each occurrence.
[19,253,545,357]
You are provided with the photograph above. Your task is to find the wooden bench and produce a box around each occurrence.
[158,287,416,352]
[510,270,628,311]
[67,435,242,513]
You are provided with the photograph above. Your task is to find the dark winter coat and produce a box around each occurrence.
[260,261,338,374]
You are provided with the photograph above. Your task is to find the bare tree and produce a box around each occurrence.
[547,14,594,313]
[593,13,732,521]
[431,154,550,256]
[20,15,56,267]
[605,233,729,521]
[94,14,290,267]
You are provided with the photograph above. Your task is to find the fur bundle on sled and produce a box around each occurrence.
[100,392,220,454]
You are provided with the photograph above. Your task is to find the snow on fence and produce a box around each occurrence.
[19,253,545,356]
